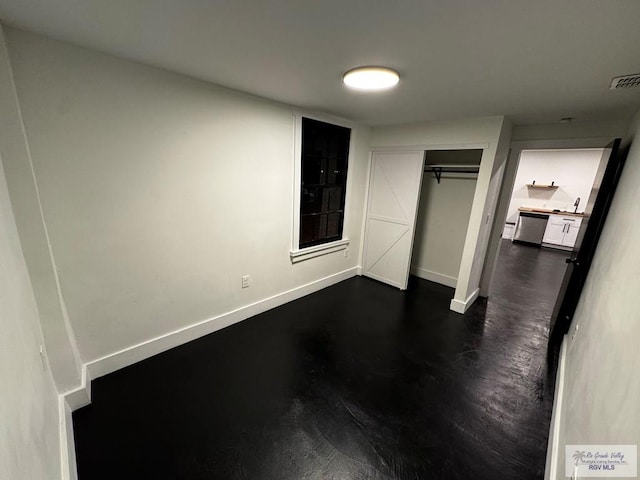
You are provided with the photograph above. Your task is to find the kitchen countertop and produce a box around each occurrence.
[518,207,584,217]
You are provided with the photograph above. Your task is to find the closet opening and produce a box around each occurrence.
[409,149,483,289]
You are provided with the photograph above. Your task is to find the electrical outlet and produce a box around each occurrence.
[242,275,250,288]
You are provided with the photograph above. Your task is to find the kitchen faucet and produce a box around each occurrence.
[574,197,581,213]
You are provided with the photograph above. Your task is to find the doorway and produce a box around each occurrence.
[502,148,604,245]
[486,140,625,359]
[492,147,604,332]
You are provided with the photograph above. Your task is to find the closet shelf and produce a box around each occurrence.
[424,164,480,184]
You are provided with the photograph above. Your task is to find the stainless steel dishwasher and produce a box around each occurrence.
[513,212,549,245]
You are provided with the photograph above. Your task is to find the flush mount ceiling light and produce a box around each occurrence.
[342,66,400,91]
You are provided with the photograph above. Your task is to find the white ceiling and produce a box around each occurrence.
[1,0,639,126]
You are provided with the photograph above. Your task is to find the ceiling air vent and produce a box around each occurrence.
[610,73,640,90]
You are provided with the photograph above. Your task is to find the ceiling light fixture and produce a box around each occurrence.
[343,66,400,91]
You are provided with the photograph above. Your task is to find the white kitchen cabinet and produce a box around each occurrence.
[542,214,582,248]
[563,220,581,246]
[542,216,566,245]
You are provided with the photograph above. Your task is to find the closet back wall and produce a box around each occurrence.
[4,28,370,367]
[411,151,479,287]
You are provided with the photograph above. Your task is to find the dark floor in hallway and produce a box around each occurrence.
[73,240,570,479]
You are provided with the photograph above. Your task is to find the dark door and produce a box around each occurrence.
[548,139,627,358]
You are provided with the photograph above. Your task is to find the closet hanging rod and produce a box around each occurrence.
[424,164,480,184]
[424,164,480,170]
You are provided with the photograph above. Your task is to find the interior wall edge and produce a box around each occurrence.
[449,287,480,314]
[357,151,373,271]
[451,116,507,308]
[471,117,512,299]
[0,29,65,475]
[61,365,91,411]
[544,335,568,480]
[58,396,78,480]
[0,24,83,392]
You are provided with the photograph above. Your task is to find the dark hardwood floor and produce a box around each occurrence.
[73,240,570,479]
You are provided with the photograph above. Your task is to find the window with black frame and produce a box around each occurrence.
[299,118,351,249]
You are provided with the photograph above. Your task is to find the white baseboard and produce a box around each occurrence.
[55,266,359,480]
[410,266,457,288]
[59,396,78,480]
[62,365,91,411]
[544,335,568,480]
[362,271,404,289]
[59,366,90,480]
[84,266,360,383]
[449,287,480,314]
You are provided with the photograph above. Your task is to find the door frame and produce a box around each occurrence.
[548,139,626,345]
[480,137,618,298]
[361,142,488,295]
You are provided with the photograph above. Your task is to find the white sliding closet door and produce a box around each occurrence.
[362,151,424,289]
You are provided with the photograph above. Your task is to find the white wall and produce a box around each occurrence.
[412,176,476,286]
[505,149,603,224]
[551,111,640,477]
[465,119,511,303]
[4,28,370,374]
[372,115,512,312]
[372,116,504,148]
[0,26,82,393]
[0,130,62,479]
[512,119,629,142]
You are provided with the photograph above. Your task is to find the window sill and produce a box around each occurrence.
[290,239,350,264]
